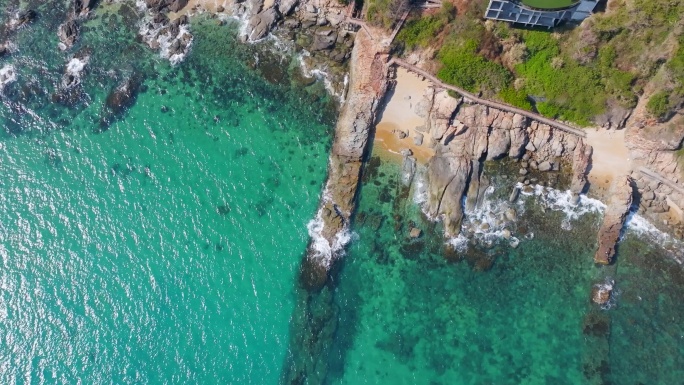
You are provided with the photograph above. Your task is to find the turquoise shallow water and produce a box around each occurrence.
[2,2,684,384]
[314,153,684,385]
[1,3,335,383]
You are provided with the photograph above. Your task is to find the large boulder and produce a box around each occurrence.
[278,0,299,15]
[312,27,337,51]
[426,153,472,237]
[247,8,280,41]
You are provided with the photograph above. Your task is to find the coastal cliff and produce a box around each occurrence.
[409,86,592,238]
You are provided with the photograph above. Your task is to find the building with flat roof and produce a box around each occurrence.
[484,0,599,28]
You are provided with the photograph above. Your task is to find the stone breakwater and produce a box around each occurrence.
[300,27,390,290]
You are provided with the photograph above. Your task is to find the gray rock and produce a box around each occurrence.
[538,161,552,172]
[642,191,656,201]
[487,129,511,160]
[509,187,520,203]
[58,20,79,50]
[504,208,517,222]
[414,132,424,146]
[277,0,298,15]
[519,168,528,176]
[247,8,279,41]
[312,28,337,50]
[426,154,472,236]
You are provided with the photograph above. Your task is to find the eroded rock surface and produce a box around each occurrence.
[411,89,593,241]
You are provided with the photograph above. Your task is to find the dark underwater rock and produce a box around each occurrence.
[299,252,328,292]
[8,9,37,30]
[98,72,144,132]
[74,0,96,16]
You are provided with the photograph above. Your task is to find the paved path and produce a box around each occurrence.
[389,58,587,138]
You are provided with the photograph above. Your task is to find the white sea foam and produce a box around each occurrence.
[305,186,355,268]
[66,56,88,76]
[594,278,618,310]
[0,65,17,91]
[519,183,606,223]
[138,15,193,66]
[412,172,428,205]
[446,233,469,253]
[297,51,344,99]
[624,211,684,264]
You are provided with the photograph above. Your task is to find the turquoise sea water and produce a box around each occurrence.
[1,2,684,384]
[315,154,684,385]
[1,3,335,383]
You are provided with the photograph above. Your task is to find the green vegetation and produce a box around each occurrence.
[646,91,671,119]
[396,3,454,49]
[498,87,533,110]
[391,0,684,126]
[514,30,636,125]
[366,0,408,28]
[437,39,512,93]
[520,0,577,10]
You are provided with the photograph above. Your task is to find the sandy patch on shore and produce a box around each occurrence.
[373,68,434,164]
[584,128,632,196]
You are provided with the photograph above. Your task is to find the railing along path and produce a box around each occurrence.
[388,58,587,138]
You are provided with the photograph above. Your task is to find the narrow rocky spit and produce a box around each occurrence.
[594,176,634,265]
[299,26,390,290]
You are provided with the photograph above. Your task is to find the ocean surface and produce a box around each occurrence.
[1,1,683,384]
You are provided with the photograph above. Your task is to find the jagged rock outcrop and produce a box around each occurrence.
[7,9,36,30]
[594,176,634,265]
[411,88,593,242]
[570,138,592,198]
[138,9,193,65]
[247,8,280,41]
[145,0,189,13]
[74,0,96,16]
[278,0,299,15]
[58,20,79,50]
[625,120,684,182]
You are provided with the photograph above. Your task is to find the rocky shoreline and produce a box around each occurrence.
[7,0,681,271]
